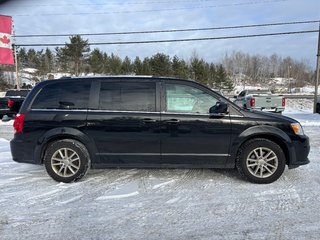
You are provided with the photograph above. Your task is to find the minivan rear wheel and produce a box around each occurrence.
[44,139,90,183]
[236,138,286,184]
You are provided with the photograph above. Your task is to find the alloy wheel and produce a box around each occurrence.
[246,147,278,178]
[51,148,81,177]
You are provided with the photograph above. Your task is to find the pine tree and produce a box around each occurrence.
[215,64,233,91]
[190,56,210,85]
[208,63,216,88]
[141,57,152,75]
[17,48,28,67]
[149,53,171,76]
[121,56,132,74]
[89,49,104,74]
[172,55,189,79]
[55,35,90,76]
[133,56,143,75]
[109,53,122,75]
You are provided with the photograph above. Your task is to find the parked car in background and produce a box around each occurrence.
[234,89,285,113]
[0,89,30,119]
[10,77,309,184]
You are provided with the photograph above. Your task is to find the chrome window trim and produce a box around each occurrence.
[30,109,160,114]
[30,108,241,117]
[88,109,159,114]
[30,108,88,112]
[161,111,210,116]
[97,153,230,157]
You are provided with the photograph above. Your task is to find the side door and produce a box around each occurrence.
[160,81,231,167]
[85,79,161,166]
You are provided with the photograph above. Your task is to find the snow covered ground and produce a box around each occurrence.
[0,100,320,239]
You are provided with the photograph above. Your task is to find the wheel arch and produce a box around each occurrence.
[227,125,292,167]
[34,127,99,165]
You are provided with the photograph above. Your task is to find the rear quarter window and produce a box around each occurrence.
[99,81,156,112]
[31,81,91,109]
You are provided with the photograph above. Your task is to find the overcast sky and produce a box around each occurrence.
[0,0,319,67]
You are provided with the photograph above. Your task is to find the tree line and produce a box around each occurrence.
[222,51,315,87]
[0,35,315,91]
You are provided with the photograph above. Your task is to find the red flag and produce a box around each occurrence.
[0,15,14,65]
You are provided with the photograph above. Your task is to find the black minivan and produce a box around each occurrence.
[10,76,310,184]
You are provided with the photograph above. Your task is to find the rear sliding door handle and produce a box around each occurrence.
[166,119,180,124]
[143,118,157,123]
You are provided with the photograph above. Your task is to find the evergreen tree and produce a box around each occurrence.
[102,53,111,74]
[141,57,152,75]
[215,64,233,91]
[208,63,216,88]
[121,56,132,74]
[89,48,104,74]
[55,47,69,73]
[133,56,143,75]
[190,56,210,85]
[172,55,189,79]
[44,48,54,73]
[55,35,90,76]
[149,53,171,76]
[17,48,28,68]
[26,49,41,69]
[109,53,122,75]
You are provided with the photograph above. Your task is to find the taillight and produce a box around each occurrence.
[8,99,14,108]
[250,98,255,107]
[13,114,25,134]
[282,98,286,106]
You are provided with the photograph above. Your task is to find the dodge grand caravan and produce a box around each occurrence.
[10,76,310,184]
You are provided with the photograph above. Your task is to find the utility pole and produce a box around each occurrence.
[314,22,320,113]
[288,65,291,93]
[13,44,20,90]
[12,21,20,90]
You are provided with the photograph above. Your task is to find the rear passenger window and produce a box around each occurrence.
[99,82,156,112]
[32,81,91,109]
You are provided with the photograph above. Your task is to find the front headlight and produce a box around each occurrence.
[291,123,304,136]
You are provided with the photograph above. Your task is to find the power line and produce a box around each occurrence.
[16,0,254,7]
[13,0,288,16]
[15,20,320,38]
[15,29,319,47]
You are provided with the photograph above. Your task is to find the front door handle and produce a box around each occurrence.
[166,119,180,124]
[143,118,157,123]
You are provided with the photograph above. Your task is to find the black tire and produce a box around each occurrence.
[44,139,90,183]
[236,138,286,184]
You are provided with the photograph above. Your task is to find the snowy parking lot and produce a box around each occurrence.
[1,100,320,240]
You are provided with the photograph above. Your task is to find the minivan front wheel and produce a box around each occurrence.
[236,138,286,184]
[44,139,90,183]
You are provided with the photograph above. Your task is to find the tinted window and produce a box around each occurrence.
[99,82,156,112]
[165,83,218,114]
[32,81,91,109]
[5,90,30,97]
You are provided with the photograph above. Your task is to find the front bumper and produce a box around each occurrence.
[288,135,310,169]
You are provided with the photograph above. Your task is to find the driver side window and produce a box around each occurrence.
[165,83,218,114]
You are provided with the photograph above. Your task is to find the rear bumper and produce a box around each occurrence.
[10,136,39,164]
[251,107,285,112]
[288,135,310,168]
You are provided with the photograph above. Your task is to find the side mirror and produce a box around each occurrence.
[209,102,229,116]
[233,95,237,99]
